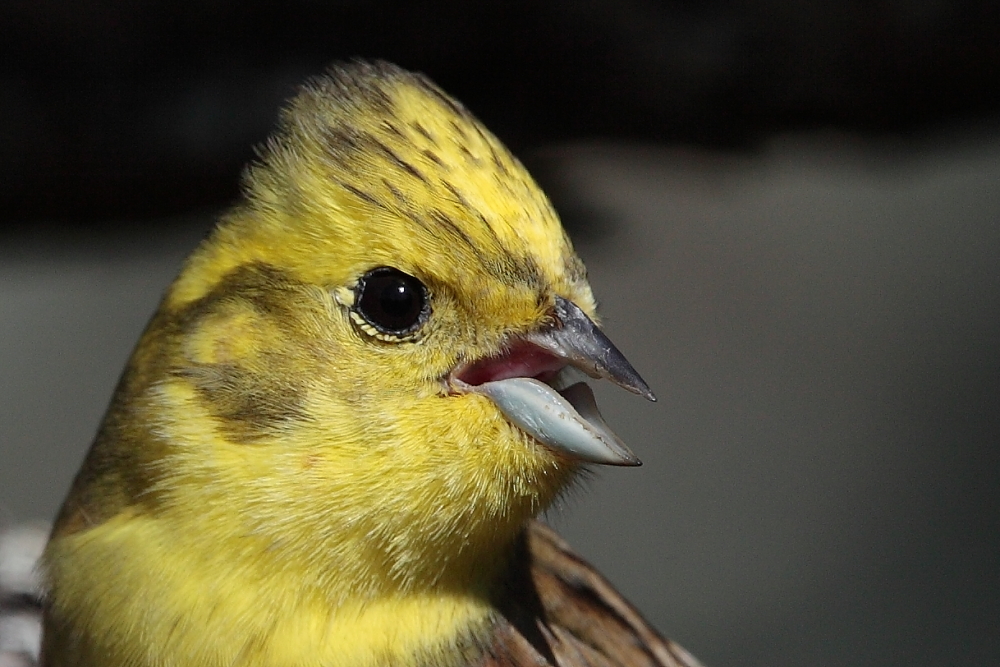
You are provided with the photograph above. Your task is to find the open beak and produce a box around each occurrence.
[451,296,655,466]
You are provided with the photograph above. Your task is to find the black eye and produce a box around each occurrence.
[354,267,430,337]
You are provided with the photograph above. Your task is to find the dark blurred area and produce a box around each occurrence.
[2,0,999,224]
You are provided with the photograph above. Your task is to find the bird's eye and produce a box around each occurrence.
[353,267,430,338]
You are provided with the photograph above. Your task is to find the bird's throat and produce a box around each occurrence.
[45,508,515,667]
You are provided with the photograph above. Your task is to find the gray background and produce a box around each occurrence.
[3,129,998,666]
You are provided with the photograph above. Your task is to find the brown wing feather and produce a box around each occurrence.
[480,521,705,667]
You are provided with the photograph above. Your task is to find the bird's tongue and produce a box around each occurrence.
[456,343,640,466]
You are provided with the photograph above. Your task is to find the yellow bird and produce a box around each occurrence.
[40,61,702,667]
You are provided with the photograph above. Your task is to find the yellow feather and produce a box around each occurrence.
[42,62,605,666]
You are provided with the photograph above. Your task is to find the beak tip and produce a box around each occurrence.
[630,377,657,402]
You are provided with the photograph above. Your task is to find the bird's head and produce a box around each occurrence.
[58,62,653,599]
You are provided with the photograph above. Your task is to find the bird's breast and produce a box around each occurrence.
[44,510,505,667]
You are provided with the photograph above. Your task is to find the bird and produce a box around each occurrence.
[39,61,703,667]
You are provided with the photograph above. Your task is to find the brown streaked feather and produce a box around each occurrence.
[483,521,704,667]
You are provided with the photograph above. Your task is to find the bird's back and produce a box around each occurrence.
[484,521,703,667]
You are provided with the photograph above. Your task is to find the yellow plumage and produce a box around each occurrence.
[40,62,693,667]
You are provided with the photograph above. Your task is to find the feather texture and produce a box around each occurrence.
[38,61,704,667]
[483,521,704,667]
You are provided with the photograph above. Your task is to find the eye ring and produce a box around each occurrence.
[352,267,430,340]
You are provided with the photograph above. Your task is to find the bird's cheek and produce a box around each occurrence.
[421,392,563,472]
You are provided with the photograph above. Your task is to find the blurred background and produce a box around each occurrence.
[2,2,999,665]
